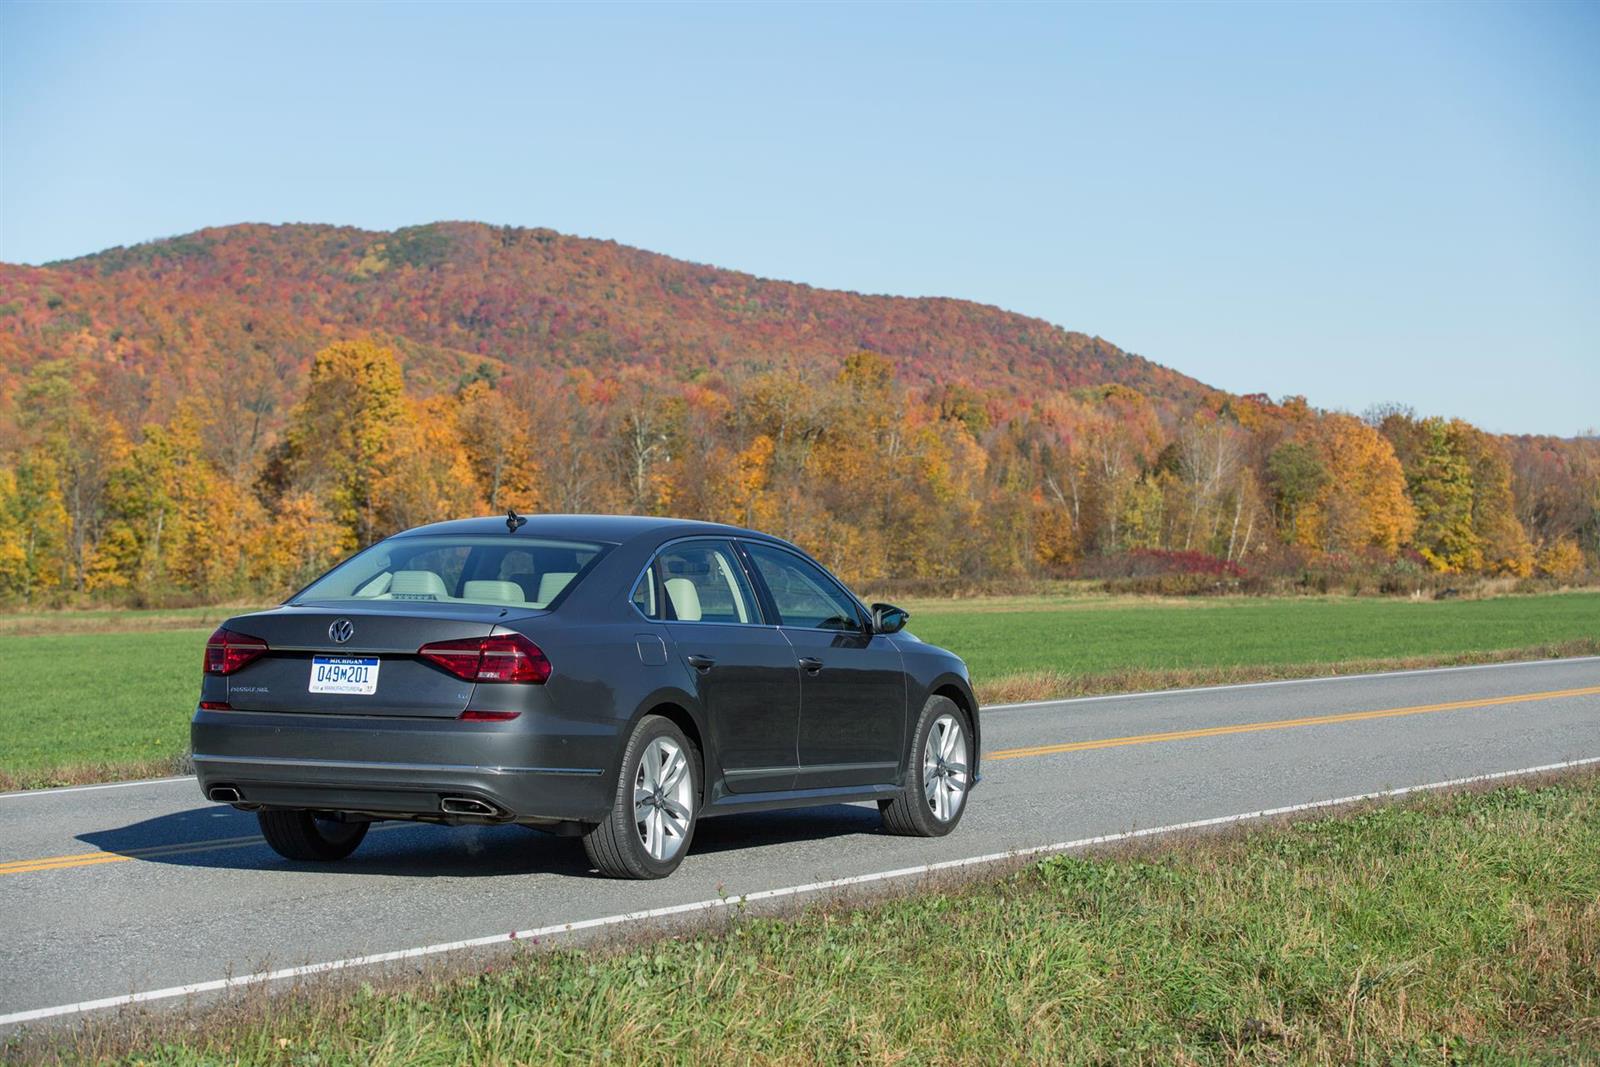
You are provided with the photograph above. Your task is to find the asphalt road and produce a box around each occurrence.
[3,656,1599,1029]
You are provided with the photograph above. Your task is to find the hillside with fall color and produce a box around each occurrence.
[0,221,1212,430]
[0,223,1596,606]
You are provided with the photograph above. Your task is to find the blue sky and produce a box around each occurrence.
[2,2,1596,435]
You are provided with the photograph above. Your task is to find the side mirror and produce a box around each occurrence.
[871,602,909,635]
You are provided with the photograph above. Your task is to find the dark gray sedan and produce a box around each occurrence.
[192,515,979,878]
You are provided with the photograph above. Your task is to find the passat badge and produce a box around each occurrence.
[329,618,355,644]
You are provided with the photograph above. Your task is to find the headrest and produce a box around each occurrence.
[354,572,393,597]
[537,571,577,604]
[664,577,702,622]
[390,570,449,599]
[463,580,525,603]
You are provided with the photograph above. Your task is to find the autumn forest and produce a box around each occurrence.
[1,222,1595,605]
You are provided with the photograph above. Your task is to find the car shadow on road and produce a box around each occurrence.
[75,802,887,878]
[76,811,585,879]
[686,803,886,855]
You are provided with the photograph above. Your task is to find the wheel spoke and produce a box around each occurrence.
[658,808,674,854]
[634,796,653,822]
[940,719,959,760]
[944,761,968,779]
[662,806,688,839]
[660,748,685,790]
[661,796,691,824]
[647,743,665,791]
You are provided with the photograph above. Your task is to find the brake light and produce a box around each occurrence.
[204,628,268,675]
[199,700,233,711]
[418,634,550,684]
[460,709,521,721]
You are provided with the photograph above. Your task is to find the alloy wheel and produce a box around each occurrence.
[634,736,694,861]
[922,713,969,822]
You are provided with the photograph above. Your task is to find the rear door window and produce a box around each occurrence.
[636,540,759,624]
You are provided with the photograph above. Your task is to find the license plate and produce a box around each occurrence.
[309,656,380,695]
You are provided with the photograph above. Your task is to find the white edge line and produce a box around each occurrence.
[0,776,196,801]
[980,655,1600,711]
[4,754,1597,1029]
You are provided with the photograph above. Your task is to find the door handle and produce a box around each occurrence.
[798,656,824,673]
[686,654,716,672]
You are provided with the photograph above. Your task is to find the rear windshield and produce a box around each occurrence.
[292,535,610,609]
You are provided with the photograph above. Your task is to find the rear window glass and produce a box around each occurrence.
[293,536,609,609]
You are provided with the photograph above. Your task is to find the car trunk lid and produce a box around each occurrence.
[216,605,540,717]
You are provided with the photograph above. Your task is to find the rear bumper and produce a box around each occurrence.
[191,708,614,822]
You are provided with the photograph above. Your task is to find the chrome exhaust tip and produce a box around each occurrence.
[208,785,242,803]
[440,795,499,817]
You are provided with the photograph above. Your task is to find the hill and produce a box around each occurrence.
[0,221,1213,427]
[6,221,1591,611]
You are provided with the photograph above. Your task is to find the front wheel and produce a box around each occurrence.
[257,810,369,861]
[583,715,700,879]
[881,695,972,837]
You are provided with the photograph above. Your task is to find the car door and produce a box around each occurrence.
[739,541,907,790]
[642,538,800,794]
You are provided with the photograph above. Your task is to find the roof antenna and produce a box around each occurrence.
[506,508,527,534]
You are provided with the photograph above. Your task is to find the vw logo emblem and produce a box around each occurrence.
[328,619,355,644]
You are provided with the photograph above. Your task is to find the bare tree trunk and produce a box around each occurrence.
[1226,490,1243,561]
[149,509,166,587]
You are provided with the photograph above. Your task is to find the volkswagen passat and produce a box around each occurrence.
[192,515,979,878]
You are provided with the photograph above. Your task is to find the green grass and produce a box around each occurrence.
[903,590,1600,683]
[0,592,1595,788]
[0,629,208,785]
[29,774,1600,1064]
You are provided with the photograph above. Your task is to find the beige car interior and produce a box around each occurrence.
[664,577,702,621]
[353,567,576,608]
[662,551,750,623]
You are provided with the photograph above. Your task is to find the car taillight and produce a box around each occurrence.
[204,627,268,675]
[418,634,550,684]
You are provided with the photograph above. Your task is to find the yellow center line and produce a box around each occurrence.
[0,823,409,877]
[4,684,1598,878]
[987,684,1600,761]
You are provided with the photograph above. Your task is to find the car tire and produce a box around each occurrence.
[257,810,369,861]
[880,695,973,837]
[583,714,701,879]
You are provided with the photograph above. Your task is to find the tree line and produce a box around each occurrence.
[1,339,1595,604]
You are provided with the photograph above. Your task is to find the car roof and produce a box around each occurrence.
[392,513,773,546]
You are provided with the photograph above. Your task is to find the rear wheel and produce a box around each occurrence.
[881,695,972,837]
[583,715,699,879]
[257,810,369,861]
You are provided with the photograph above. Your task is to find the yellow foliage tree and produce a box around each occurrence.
[374,395,486,534]
[456,380,542,511]
[1535,537,1585,580]
[1296,414,1417,555]
[267,339,407,549]
[0,451,70,601]
[255,491,350,594]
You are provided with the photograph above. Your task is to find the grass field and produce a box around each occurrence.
[901,589,1600,680]
[0,591,1596,789]
[25,773,1599,1064]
